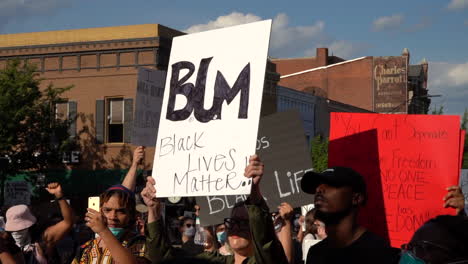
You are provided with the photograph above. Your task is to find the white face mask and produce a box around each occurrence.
[184,226,195,237]
[11,229,31,248]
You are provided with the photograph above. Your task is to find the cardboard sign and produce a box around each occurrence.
[4,181,31,206]
[329,113,460,248]
[197,111,313,226]
[460,170,468,214]
[152,20,272,197]
[132,68,166,146]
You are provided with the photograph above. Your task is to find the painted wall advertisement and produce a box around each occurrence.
[373,56,407,113]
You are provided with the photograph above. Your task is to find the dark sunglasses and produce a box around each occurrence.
[185,223,193,228]
[401,240,455,259]
[224,218,249,230]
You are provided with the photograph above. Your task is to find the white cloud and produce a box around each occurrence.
[185,12,262,33]
[325,40,367,59]
[372,14,404,32]
[0,0,70,29]
[448,0,468,10]
[185,12,365,58]
[428,61,468,116]
[269,13,324,53]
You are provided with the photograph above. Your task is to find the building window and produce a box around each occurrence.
[107,98,124,143]
[55,101,69,120]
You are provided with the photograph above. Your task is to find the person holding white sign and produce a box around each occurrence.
[142,155,289,264]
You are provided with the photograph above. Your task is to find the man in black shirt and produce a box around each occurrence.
[301,167,400,264]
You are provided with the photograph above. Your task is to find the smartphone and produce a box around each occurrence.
[88,196,100,211]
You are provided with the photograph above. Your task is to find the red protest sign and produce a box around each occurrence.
[329,113,460,248]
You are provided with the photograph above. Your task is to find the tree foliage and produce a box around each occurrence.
[430,105,444,115]
[310,135,328,172]
[462,108,468,169]
[0,59,75,174]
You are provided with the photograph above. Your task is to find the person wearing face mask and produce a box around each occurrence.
[215,224,231,256]
[5,182,73,264]
[73,185,149,264]
[179,217,204,256]
[399,215,468,264]
[142,155,289,264]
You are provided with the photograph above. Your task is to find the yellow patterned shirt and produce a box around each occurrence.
[72,232,148,264]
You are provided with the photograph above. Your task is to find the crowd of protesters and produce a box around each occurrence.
[1,146,467,264]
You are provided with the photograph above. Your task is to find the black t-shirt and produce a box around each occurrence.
[180,240,205,257]
[306,231,400,264]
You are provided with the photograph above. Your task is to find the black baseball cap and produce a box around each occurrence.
[301,167,367,197]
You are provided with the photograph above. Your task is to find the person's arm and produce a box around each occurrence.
[296,215,305,243]
[85,208,138,264]
[42,183,74,249]
[141,176,175,263]
[122,146,145,191]
[0,251,16,264]
[276,203,294,264]
[244,155,289,264]
[443,186,466,215]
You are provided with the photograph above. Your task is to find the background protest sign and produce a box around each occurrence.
[4,181,31,206]
[153,20,272,197]
[131,68,166,147]
[197,111,313,226]
[329,113,460,248]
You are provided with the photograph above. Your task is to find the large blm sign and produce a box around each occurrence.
[152,20,272,197]
[132,68,166,146]
[197,111,313,226]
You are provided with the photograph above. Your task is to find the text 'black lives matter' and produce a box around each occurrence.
[166,57,250,123]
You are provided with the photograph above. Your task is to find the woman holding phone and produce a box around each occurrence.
[73,185,149,264]
[73,146,149,264]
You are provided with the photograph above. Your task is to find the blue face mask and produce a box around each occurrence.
[399,251,425,264]
[216,231,227,244]
[109,227,125,240]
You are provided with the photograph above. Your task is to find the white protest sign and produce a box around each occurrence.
[132,68,166,146]
[4,181,31,206]
[153,20,272,197]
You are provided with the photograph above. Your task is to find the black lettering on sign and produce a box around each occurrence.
[166,57,250,123]
[387,203,431,233]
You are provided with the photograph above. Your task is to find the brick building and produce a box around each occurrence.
[272,47,429,114]
[0,24,279,184]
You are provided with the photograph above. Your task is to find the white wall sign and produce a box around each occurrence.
[132,68,166,146]
[152,20,272,197]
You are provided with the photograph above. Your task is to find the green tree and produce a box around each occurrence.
[0,59,75,203]
[310,135,328,172]
[462,108,468,169]
[430,105,444,115]
[462,108,468,131]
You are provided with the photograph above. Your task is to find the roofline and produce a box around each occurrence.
[280,56,368,79]
[0,24,180,48]
[271,56,317,61]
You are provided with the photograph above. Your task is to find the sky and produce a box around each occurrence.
[0,0,467,117]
